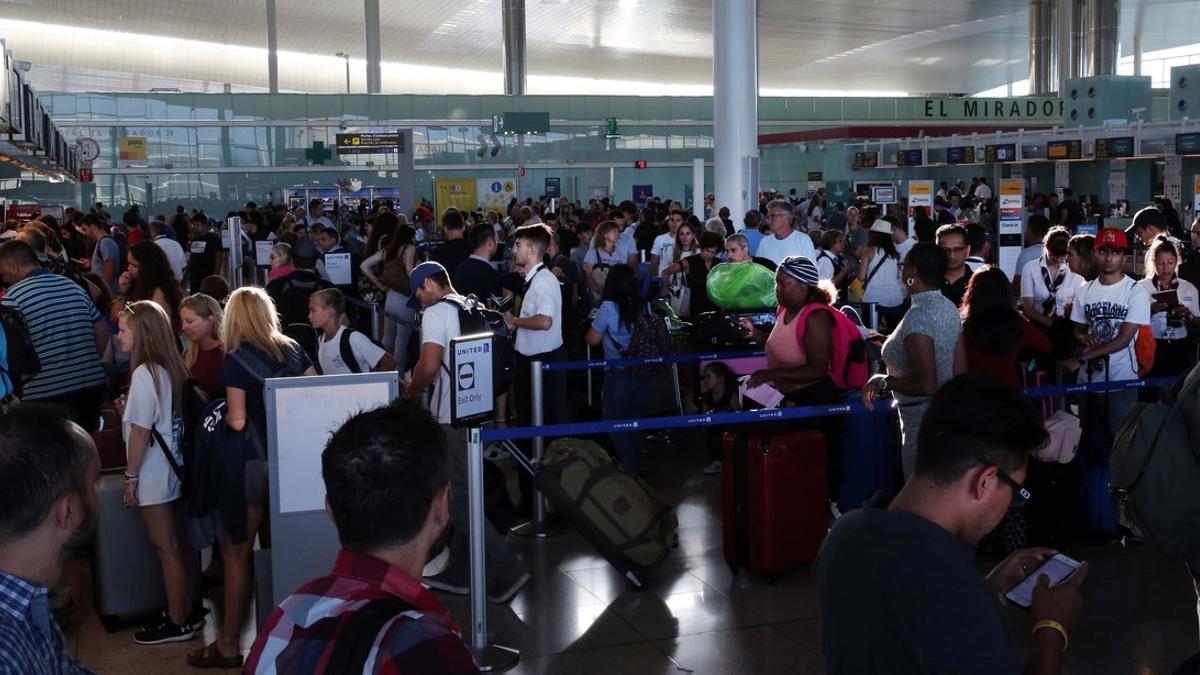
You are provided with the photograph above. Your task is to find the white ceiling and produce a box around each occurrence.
[0,0,1197,95]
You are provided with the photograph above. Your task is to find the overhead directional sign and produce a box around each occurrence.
[335,132,403,154]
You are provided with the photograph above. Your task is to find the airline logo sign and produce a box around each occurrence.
[909,182,933,197]
[1000,180,1024,197]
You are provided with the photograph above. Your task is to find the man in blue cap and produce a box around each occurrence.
[403,261,529,604]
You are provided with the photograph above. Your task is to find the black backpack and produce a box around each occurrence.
[103,232,130,275]
[314,328,386,375]
[607,307,669,381]
[437,294,513,397]
[0,303,41,398]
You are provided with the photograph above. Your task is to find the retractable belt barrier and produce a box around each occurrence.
[542,349,766,371]
[480,375,1176,443]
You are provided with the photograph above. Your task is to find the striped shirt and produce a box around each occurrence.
[0,572,95,675]
[245,550,480,675]
[1,270,106,400]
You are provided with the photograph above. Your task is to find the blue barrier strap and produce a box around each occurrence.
[478,375,1175,443]
[542,350,766,372]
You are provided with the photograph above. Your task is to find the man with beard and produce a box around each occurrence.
[0,404,100,674]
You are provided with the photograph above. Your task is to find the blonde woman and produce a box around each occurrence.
[180,293,224,398]
[115,300,197,646]
[187,287,314,669]
[266,242,293,283]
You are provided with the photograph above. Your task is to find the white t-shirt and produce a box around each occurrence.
[1069,276,1151,382]
[1019,257,1082,319]
[975,183,993,200]
[516,266,563,356]
[861,249,906,308]
[420,298,462,424]
[894,237,916,262]
[123,364,182,506]
[317,326,387,375]
[815,251,839,281]
[806,206,825,231]
[303,215,335,231]
[756,230,817,266]
[1138,277,1200,341]
[650,233,676,274]
[154,236,187,282]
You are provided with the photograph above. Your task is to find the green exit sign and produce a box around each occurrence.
[491,112,550,135]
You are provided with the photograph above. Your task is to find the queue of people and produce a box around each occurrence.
[1,191,1199,675]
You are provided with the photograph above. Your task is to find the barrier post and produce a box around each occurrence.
[511,360,565,538]
[467,427,520,671]
[370,300,382,342]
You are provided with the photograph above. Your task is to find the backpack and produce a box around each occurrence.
[437,294,513,397]
[1134,325,1156,378]
[314,328,385,375]
[103,231,129,275]
[1111,363,1200,562]
[794,303,868,391]
[608,306,669,382]
[0,303,41,398]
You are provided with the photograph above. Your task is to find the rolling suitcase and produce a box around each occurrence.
[835,391,901,512]
[507,438,678,588]
[93,474,167,631]
[722,430,828,576]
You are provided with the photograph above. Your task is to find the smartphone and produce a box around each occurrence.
[1004,553,1081,608]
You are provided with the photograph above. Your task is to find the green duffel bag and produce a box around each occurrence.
[1111,363,1200,564]
[538,438,678,586]
[705,261,778,310]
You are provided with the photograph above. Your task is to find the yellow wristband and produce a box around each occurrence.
[1032,620,1068,652]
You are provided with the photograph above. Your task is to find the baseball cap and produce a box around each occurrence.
[1125,206,1165,237]
[406,261,448,309]
[290,236,317,261]
[1095,227,1128,252]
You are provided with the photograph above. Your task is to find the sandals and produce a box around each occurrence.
[186,642,243,669]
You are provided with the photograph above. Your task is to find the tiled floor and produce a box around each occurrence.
[67,436,1200,674]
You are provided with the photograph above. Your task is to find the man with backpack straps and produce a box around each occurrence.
[80,213,124,295]
[308,289,395,375]
[403,261,529,604]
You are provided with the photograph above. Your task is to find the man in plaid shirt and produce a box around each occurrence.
[0,405,100,675]
[244,398,480,674]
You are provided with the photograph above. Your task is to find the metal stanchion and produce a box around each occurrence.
[466,428,520,671]
[370,301,382,342]
[510,360,566,538]
[585,343,593,407]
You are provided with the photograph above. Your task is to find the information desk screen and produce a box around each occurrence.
[853,152,879,169]
[1177,133,1200,156]
[1094,137,1135,159]
[946,146,976,164]
[985,143,1017,163]
[1047,140,1082,160]
[896,149,924,166]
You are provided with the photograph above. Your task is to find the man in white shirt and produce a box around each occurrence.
[974,178,993,201]
[149,220,186,282]
[403,261,529,603]
[890,217,915,261]
[650,209,685,275]
[308,289,394,375]
[301,198,334,231]
[756,199,817,266]
[1013,215,1050,290]
[506,224,567,515]
[1067,228,1150,433]
[1019,227,1080,329]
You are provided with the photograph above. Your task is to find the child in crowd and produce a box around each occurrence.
[200,275,231,304]
[308,288,395,375]
[695,361,740,475]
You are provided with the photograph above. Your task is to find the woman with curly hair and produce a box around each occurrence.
[119,240,184,333]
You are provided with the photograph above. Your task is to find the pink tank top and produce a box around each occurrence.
[765,307,807,392]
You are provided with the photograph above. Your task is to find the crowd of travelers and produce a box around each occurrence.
[0,183,1198,674]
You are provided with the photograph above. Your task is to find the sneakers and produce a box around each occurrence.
[423,570,469,596]
[187,606,209,632]
[483,442,511,461]
[702,460,723,475]
[133,616,195,645]
[488,571,531,604]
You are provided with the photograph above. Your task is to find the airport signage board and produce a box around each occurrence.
[921,97,1062,121]
[985,143,1018,163]
[1095,137,1136,159]
[853,152,878,169]
[907,180,933,238]
[335,132,402,154]
[946,146,976,164]
[897,149,924,166]
[997,179,1025,279]
[1047,140,1083,160]
[1176,132,1200,156]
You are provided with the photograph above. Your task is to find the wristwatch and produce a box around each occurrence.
[872,374,891,395]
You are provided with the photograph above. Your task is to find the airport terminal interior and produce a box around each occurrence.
[3,0,1200,673]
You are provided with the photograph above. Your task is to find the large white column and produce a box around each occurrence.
[502,0,527,95]
[1028,0,1057,94]
[713,0,758,228]
[266,0,279,93]
[364,0,382,93]
[1085,0,1119,76]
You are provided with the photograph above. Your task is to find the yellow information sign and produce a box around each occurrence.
[434,179,477,223]
[118,136,148,161]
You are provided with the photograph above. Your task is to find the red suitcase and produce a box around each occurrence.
[722,430,827,575]
[92,403,126,472]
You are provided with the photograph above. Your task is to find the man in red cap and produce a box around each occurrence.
[1066,227,1150,438]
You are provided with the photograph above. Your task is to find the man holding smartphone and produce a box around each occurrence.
[814,373,1088,674]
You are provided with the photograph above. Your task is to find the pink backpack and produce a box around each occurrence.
[793,304,869,391]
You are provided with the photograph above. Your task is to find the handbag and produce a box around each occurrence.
[379,258,411,295]
[1037,410,1082,464]
[667,272,691,318]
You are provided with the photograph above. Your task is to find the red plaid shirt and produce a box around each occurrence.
[245,550,480,674]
